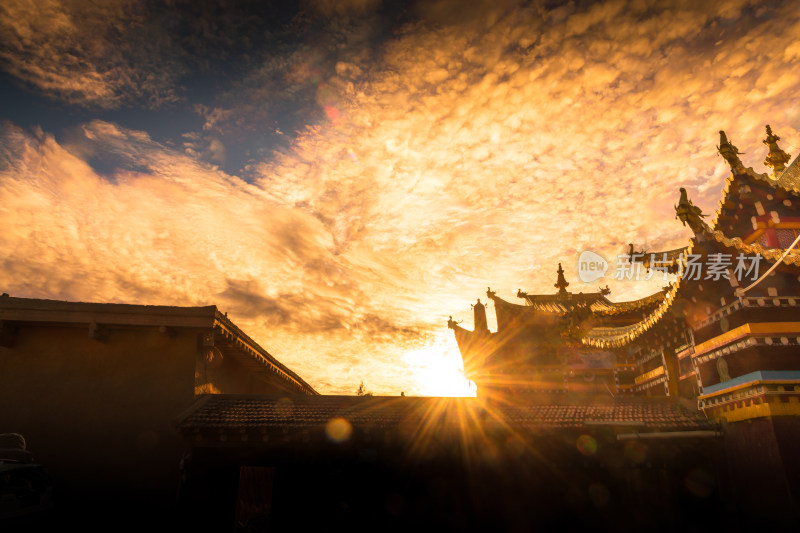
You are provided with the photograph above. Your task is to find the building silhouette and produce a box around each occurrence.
[448,125,800,526]
[3,127,800,530]
[0,297,315,527]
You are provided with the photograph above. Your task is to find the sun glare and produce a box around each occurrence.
[403,334,476,397]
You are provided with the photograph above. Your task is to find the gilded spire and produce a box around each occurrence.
[555,263,569,295]
[717,130,744,173]
[763,125,791,174]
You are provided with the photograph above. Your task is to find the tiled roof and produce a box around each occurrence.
[581,277,681,349]
[486,292,664,332]
[593,291,667,316]
[176,394,714,433]
[513,291,664,317]
[0,295,219,327]
[521,294,600,312]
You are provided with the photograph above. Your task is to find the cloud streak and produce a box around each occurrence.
[0,0,185,108]
[0,120,433,393]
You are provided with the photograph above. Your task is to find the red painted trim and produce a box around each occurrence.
[765,228,779,247]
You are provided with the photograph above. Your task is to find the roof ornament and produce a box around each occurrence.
[675,187,707,233]
[447,315,460,329]
[627,243,648,268]
[555,263,569,295]
[717,130,744,173]
[627,243,648,255]
[486,287,496,299]
[763,125,791,175]
[599,285,611,296]
[516,289,528,299]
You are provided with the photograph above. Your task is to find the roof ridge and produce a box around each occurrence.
[0,295,218,314]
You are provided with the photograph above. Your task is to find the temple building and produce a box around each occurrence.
[5,128,800,529]
[172,128,800,529]
[448,276,667,401]
[0,296,316,524]
[449,125,800,521]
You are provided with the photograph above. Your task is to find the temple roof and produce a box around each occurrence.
[580,285,678,349]
[709,151,800,235]
[516,290,665,316]
[631,155,800,266]
[176,394,714,433]
[581,219,800,349]
[0,295,318,395]
[587,130,800,349]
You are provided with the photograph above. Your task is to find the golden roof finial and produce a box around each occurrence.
[555,263,569,295]
[717,130,744,173]
[763,125,791,174]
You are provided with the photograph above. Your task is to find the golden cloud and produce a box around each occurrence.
[2,0,800,395]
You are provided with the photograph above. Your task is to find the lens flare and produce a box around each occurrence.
[325,417,353,443]
[576,434,597,456]
[324,105,340,122]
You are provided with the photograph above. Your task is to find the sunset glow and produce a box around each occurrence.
[2,1,800,395]
[403,334,476,397]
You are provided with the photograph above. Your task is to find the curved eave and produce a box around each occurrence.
[702,225,800,267]
[708,169,738,231]
[521,293,604,312]
[491,293,531,311]
[451,323,478,351]
[581,219,800,349]
[519,291,664,317]
[581,244,692,349]
[593,290,668,316]
[490,293,569,334]
[491,293,540,324]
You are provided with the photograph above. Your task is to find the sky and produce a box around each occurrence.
[1,0,799,396]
